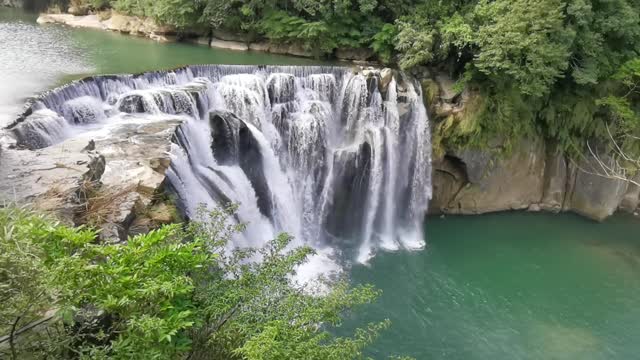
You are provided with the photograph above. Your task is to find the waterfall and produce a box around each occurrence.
[8,65,432,265]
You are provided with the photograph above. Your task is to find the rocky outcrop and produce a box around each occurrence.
[0,117,183,240]
[431,138,546,214]
[425,71,638,220]
[430,139,635,220]
[37,13,106,30]
[37,12,177,42]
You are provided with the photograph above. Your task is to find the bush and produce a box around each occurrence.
[0,205,393,359]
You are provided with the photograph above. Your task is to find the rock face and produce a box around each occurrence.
[566,156,629,221]
[619,174,640,213]
[425,70,638,221]
[431,139,546,214]
[430,138,634,221]
[0,117,182,240]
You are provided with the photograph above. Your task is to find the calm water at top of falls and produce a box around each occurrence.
[0,7,323,127]
[2,7,640,360]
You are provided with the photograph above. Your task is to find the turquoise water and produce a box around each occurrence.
[2,8,639,359]
[341,212,640,360]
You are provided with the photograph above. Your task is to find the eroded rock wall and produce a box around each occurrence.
[424,70,639,221]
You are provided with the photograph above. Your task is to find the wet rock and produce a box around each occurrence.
[267,73,295,105]
[428,156,467,215]
[118,94,148,113]
[11,110,69,149]
[528,204,541,212]
[324,141,372,242]
[209,111,273,218]
[81,154,106,183]
[379,68,393,92]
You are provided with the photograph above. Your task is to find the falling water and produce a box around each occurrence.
[8,65,432,265]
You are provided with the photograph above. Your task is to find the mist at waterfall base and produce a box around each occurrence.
[11,65,432,277]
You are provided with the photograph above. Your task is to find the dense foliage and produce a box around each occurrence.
[60,0,640,153]
[0,206,397,359]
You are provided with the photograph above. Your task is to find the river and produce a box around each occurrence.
[0,7,322,127]
[2,7,639,360]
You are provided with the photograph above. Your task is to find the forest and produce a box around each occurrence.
[61,0,640,157]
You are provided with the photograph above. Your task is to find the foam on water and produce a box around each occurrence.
[9,65,432,282]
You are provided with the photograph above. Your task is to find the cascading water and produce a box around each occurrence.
[8,65,432,266]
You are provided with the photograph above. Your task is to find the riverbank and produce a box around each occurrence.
[36,11,376,62]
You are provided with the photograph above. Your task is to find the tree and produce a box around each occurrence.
[582,58,640,186]
[1,205,394,359]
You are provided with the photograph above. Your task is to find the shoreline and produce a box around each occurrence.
[36,12,378,64]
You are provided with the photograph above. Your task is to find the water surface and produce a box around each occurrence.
[0,7,324,126]
[1,8,639,359]
[341,212,640,360]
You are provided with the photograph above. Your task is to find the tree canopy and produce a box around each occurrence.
[0,206,400,359]
[70,0,640,152]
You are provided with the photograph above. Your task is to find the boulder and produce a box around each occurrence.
[379,68,394,93]
[37,14,105,30]
[567,154,629,221]
[619,174,640,213]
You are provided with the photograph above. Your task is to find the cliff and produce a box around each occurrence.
[423,72,639,221]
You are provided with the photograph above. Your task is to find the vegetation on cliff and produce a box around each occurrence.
[0,206,399,359]
[53,0,640,159]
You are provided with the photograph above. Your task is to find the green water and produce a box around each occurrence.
[341,212,640,360]
[0,7,326,126]
[2,7,640,359]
